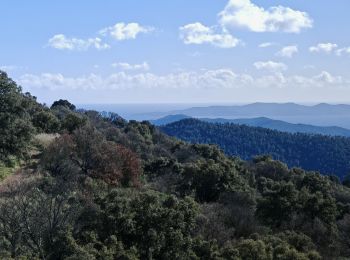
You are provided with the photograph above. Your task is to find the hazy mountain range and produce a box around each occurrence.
[145,103,350,129]
[81,102,350,129]
[151,114,350,137]
[170,103,350,117]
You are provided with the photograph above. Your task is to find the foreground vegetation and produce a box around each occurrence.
[1,70,350,259]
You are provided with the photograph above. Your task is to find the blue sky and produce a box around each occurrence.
[1,0,350,104]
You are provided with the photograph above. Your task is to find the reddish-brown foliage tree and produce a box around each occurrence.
[41,126,142,187]
[90,142,141,187]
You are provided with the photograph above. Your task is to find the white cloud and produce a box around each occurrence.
[257,71,344,88]
[179,22,241,48]
[255,72,287,88]
[19,73,103,90]
[112,62,150,71]
[48,34,110,51]
[100,22,154,41]
[254,61,287,72]
[258,42,276,48]
[18,70,252,90]
[336,47,350,56]
[291,71,343,87]
[309,43,350,57]
[276,45,298,58]
[19,69,346,92]
[309,43,338,54]
[48,22,153,51]
[313,71,343,84]
[219,0,313,33]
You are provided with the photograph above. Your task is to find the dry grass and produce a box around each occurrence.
[0,168,41,194]
[0,133,58,185]
[0,162,19,182]
[0,164,14,182]
[33,133,59,150]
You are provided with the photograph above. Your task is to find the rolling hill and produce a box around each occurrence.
[161,118,350,178]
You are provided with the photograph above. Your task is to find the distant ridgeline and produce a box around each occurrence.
[151,114,350,137]
[161,119,350,179]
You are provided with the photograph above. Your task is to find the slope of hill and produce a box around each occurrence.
[228,117,350,136]
[152,114,350,137]
[150,114,191,125]
[161,119,350,178]
[2,71,350,259]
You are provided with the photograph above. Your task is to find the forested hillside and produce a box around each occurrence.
[161,119,350,179]
[1,70,350,259]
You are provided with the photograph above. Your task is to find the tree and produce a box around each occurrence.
[0,71,34,162]
[61,113,86,133]
[343,173,350,188]
[76,189,201,259]
[51,99,76,111]
[235,239,271,260]
[72,125,142,186]
[256,181,298,227]
[179,158,246,202]
[0,177,81,259]
[40,134,80,178]
[32,110,61,133]
[41,125,142,187]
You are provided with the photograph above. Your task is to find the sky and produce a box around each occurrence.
[1,0,350,105]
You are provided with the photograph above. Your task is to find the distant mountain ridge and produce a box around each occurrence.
[151,114,191,125]
[171,103,350,117]
[151,114,350,137]
[80,103,350,128]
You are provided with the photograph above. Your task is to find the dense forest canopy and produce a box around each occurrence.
[161,119,350,179]
[1,71,350,259]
